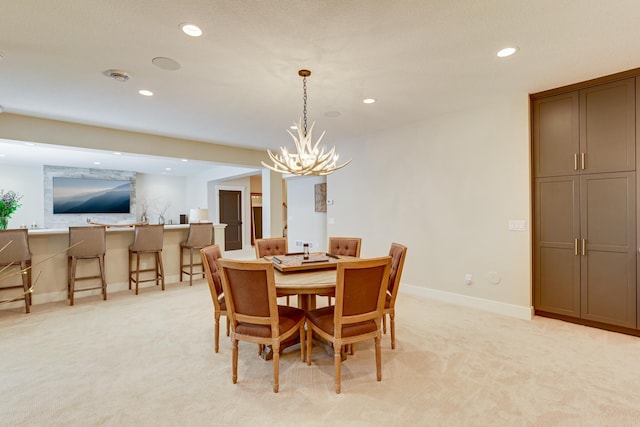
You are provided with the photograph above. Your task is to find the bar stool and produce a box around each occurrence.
[67,226,107,306]
[180,222,213,285]
[0,229,32,313]
[129,224,165,295]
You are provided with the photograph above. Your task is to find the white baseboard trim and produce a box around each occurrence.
[401,283,534,321]
[1,275,183,309]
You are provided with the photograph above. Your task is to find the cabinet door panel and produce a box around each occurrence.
[580,78,636,173]
[533,92,579,177]
[534,177,580,317]
[580,172,636,328]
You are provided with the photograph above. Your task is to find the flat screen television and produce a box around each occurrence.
[53,177,131,214]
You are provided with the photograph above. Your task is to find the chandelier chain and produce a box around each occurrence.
[302,76,308,137]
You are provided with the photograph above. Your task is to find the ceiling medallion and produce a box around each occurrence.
[262,69,351,176]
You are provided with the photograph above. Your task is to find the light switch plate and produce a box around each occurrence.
[508,220,526,231]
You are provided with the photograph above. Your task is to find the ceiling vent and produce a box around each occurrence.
[102,69,132,82]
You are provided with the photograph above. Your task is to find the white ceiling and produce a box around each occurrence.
[1,0,640,173]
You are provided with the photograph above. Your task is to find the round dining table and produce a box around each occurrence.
[274,269,336,311]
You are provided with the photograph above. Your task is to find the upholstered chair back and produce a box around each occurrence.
[328,237,361,257]
[255,237,288,258]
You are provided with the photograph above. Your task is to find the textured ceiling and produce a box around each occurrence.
[1,0,640,170]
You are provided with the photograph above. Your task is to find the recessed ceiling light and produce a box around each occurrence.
[181,159,188,162]
[497,47,518,58]
[325,111,341,118]
[139,89,154,97]
[363,98,376,104]
[0,154,5,157]
[24,142,35,146]
[290,125,298,130]
[113,152,121,155]
[180,23,203,37]
[93,161,101,165]
[165,167,172,171]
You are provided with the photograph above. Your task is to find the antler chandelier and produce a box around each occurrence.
[262,69,351,176]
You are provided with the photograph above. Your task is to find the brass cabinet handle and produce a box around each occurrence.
[582,238,586,256]
[581,152,586,170]
[574,238,579,256]
[574,153,578,171]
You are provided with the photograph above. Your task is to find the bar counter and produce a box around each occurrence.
[5,224,226,307]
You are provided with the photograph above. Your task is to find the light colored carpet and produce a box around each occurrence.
[2,280,640,426]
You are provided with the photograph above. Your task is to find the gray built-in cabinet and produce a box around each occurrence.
[532,74,639,332]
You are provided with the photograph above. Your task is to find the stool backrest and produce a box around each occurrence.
[184,223,213,247]
[68,226,107,257]
[0,229,31,264]
[131,224,164,251]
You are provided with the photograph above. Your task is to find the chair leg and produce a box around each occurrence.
[99,255,107,301]
[383,314,387,334]
[26,262,33,306]
[154,253,159,287]
[214,312,221,353]
[157,252,165,290]
[128,251,133,290]
[67,256,72,300]
[375,336,382,382]
[22,262,31,314]
[334,342,342,394]
[135,252,141,295]
[272,342,280,393]
[69,257,77,306]
[189,248,194,286]
[299,324,305,362]
[306,327,313,365]
[390,312,396,350]
[226,317,230,336]
[232,339,239,384]
[179,247,184,282]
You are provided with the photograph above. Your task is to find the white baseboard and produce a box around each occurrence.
[1,275,182,309]
[401,283,534,320]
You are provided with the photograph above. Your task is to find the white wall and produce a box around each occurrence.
[0,164,44,228]
[136,173,186,224]
[328,95,532,315]
[286,175,327,253]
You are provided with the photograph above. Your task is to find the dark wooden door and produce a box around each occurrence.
[219,190,242,251]
[580,172,636,328]
[534,176,581,318]
[532,91,580,178]
[579,78,635,174]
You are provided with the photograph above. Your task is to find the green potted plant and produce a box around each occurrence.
[0,189,23,230]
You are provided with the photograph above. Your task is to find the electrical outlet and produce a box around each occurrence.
[465,273,472,285]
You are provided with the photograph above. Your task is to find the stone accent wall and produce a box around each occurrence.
[44,165,136,228]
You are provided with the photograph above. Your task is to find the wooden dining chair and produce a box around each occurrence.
[323,237,362,305]
[383,243,408,349]
[218,258,306,393]
[200,244,228,353]
[306,256,391,394]
[254,237,290,305]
